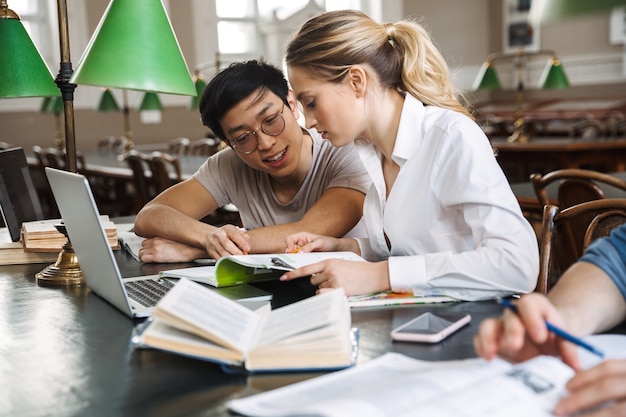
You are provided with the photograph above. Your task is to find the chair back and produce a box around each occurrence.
[537,198,626,294]
[125,150,181,209]
[167,137,190,155]
[189,137,222,156]
[531,169,626,208]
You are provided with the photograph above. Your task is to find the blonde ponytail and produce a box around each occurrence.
[286,10,471,118]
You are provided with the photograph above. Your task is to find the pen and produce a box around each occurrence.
[271,257,295,270]
[289,246,302,254]
[499,298,605,359]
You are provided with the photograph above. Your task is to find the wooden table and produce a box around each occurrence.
[491,137,626,183]
[3,250,507,417]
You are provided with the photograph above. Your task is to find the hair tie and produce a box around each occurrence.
[384,23,396,48]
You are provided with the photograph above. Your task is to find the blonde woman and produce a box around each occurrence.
[280,10,539,300]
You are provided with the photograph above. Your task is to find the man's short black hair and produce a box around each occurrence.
[199,60,290,141]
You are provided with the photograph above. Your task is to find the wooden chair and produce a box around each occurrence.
[125,150,182,210]
[167,137,190,155]
[189,137,222,157]
[531,168,626,208]
[537,199,626,294]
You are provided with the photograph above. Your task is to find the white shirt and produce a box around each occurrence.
[355,94,539,301]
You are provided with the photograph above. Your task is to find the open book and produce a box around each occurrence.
[136,279,355,373]
[228,352,575,417]
[160,251,364,287]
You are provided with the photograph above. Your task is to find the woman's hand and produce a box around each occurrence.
[473,293,580,369]
[280,259,389,296]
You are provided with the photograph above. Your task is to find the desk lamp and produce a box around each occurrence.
[139,92,163,124]
[70,0,196,160]
[190,53,224,110]
[474,47,569,143]
[0,1,60,98]
[35,0,195,286]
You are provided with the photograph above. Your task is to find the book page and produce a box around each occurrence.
[252,288,348,349]
[153,279,262,352]
[226,251,364,270]
[228,353,573,417]
[117,230,145,262]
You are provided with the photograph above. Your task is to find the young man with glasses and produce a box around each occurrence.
[133,60,370,262]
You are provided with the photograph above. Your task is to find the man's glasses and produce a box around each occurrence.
[230,104,286,155]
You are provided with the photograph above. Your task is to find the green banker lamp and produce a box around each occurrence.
[0,1,60,98]
[474,47,569,143]
[190,73,207,110]
[70,0,196,159]
[35,0,195,286]
[139,91,163,124]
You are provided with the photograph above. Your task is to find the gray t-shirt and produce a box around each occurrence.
[193,128,371,233]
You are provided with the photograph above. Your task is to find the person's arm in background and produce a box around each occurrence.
[474,227,626,417]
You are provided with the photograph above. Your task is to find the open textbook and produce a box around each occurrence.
[228,352,575,417]
[136,279,355,373]
[160,251,364,287]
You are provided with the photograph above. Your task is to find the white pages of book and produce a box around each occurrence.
[228,352,574,417]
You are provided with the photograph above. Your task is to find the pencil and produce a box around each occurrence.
[499,298,605,359]
[289,246,302,254]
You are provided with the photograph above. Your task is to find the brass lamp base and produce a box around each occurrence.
[35,224,84,286]
[507,116,530,144]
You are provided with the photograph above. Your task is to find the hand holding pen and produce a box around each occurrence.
[474,293,594,370]
[499,298,604,359]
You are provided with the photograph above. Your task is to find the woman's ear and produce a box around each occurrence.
[286,90,300,119]
[347,66,367,98]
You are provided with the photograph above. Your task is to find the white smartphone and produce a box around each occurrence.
[391,311,471,343]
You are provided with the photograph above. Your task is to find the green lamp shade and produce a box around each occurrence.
[69,0,195,96]
[473,63,501,91]
[97,88,120,112]
[538,0,626,22]
[539,60,570,89]
[0,18,59,98]
[139,92,162,111]
[189,77,207,110]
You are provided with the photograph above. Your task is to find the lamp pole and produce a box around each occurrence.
[54,0,78,173]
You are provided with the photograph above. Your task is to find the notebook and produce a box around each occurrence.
[44,167,271,318]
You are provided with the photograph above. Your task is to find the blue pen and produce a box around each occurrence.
[499,298,605,359]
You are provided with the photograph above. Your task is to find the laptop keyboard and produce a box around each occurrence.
[124,278,175,308]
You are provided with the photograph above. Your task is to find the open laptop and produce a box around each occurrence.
[45,167,271,319]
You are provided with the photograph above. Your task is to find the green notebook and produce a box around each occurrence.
[160,251,365,287]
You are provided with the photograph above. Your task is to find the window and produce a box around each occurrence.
[10,0,56,71]
[213,0,363,64]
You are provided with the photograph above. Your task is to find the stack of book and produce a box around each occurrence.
[20,216,119,252]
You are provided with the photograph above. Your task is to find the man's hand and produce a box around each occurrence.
[139,237,207,263]
[204,224,251,259]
